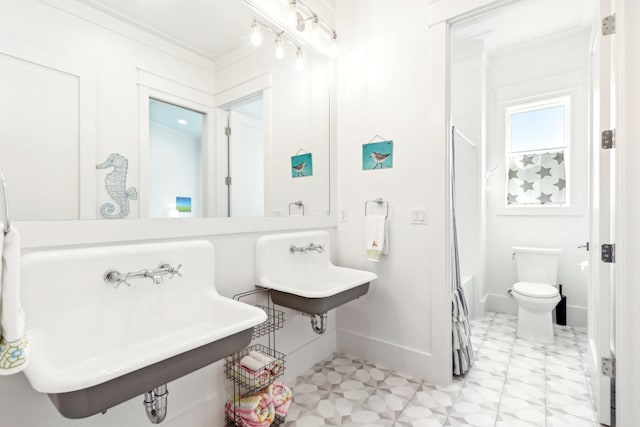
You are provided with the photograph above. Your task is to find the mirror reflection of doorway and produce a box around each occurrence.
[225,94,264,217]
[148,98,205,218]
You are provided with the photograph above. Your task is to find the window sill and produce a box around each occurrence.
[496,204,583,216]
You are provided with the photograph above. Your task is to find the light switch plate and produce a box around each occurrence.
[411,208,428,225]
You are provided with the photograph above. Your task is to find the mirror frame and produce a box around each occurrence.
[14,0,337,249]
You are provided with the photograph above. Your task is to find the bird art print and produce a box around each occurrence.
[291,152,313,178]
[362,140,393,170]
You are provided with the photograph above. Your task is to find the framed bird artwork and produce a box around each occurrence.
[362,140,393,170]
[291,152,313,178]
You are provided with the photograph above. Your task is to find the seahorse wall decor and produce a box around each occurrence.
[96,153,138,219]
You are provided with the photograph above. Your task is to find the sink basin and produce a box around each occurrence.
[256,231,377,314]
[21,241,266,418]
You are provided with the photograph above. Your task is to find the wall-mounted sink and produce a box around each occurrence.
[256,231,377,319]
[21,241,266,419]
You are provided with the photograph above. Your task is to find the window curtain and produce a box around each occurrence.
[451,127,474,376]
[507,151,566,205]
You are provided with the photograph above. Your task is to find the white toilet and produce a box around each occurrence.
[511,246,562,343]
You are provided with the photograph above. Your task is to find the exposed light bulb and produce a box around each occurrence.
[296,48,304,71]
[177,119,188,125]
[329,32,339,58]
[311,16,320,42]
[288,0,297,26]
[275,37,284,60]
[250,20,262,46]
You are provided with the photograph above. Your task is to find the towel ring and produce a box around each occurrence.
[289,200,304,216]
[0,174,10,234]
[364,198,388,218]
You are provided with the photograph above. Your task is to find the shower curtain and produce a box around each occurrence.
[451,126,474,376]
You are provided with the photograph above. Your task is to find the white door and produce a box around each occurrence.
[588,1,616,425]
[228,110,264,217]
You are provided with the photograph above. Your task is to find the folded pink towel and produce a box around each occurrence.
[225,393,275,427]
[266,381,292,417]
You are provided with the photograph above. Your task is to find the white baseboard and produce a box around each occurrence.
[336,329,440,384]
[484,293,588,327]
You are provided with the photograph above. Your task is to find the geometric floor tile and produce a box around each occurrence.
[285,312,598,426]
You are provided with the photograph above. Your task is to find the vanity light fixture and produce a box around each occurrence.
[250,20,262,46]
[329,31,339,58]
[275,36,284,60]
[288,0,298,26]
[296,48,304,71]
[249,3,339,65]
[310,15,320,42]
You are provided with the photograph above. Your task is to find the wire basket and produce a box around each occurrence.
[252,305,285,340]
[225,414,285,427]
[224,344,286,395]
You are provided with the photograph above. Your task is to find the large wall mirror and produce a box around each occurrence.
[0,0,331,221]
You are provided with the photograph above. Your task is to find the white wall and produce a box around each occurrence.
[334,0,443,382]
[149,123,203,218]
[483,30,591,326]
[214,44,331,216]
[1,0,216,221]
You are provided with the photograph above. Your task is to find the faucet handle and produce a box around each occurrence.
[171,264,182,278]
[104,269,131,288]
[159,263,182,279]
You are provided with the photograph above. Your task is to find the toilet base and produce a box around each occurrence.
[516,307,555,344]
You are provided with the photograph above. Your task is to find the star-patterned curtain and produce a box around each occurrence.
[507,151,566,206]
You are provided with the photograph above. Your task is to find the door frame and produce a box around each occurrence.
[137,72,216,218]
[428,1,631,423]
[214,73,272,217]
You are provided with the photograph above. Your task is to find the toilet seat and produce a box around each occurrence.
[513,282,558,299]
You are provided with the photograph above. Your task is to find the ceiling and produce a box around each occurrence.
[451,0,597,53]
[76,0,256,61]
[149,99,204,137]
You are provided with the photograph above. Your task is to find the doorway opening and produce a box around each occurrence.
[148,98,205,219]
[448,0,610,425]
[222,93,265,217]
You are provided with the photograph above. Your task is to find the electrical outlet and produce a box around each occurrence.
[340,209,349,222]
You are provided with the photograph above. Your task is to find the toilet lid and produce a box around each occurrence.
[513,282,559,298]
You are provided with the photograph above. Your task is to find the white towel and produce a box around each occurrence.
[240,355,266,371]
[249,350,275,365]
[366,215,389,262]
[0,227,29,375]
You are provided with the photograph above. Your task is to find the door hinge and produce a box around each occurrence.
[602,356,616,378]
[601,244,615,263]
[225,127,231,136]
[225,176,232,186]
[602,14,616,36]
[602,129,615,149]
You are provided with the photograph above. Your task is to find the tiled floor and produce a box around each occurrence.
[285,312,598,426]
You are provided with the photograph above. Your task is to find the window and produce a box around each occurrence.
[505,97,569,207]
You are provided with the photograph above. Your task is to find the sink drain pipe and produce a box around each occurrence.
[144,384,168,424]
[309,312,327,334]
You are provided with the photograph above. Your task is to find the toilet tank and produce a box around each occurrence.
[513,246,561,285]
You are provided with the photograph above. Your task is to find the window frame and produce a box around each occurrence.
[504,95,572,209]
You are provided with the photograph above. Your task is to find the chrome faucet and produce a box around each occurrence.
[104,263,182,288]
[289,243,325,254]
